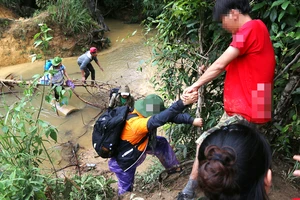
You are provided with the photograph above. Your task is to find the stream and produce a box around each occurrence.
[0,19,157,174]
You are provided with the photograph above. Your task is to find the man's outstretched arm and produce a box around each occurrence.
[184,46,240,94]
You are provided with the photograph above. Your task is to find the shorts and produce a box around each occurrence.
[195,112,251,145]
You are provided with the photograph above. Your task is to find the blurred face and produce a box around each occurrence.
[121,95,128,99]
[221,9,239,34]
[145,98,163,116]
[53,63,61,68]
[91,51,97,56]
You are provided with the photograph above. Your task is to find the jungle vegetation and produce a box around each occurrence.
[0,0,299,198]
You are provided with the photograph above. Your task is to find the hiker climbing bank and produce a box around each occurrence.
[77,47,104,85]
[108,93,203,198]
[108,85,135,110]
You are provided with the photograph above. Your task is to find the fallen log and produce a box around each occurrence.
[0,78,114,109]
[0,78,145,110]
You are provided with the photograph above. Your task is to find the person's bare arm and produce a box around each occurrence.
[184,46,240,94]
[63,69,71,80]
[96,60,104,72]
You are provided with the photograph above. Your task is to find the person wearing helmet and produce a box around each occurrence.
[49,56,71,102]
[108,85,135,110]
[108,93,203,198]
[77,47,104,85]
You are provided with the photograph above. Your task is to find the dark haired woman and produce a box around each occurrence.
[197,124,272,200]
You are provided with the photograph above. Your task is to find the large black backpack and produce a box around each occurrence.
[92,106,131,158]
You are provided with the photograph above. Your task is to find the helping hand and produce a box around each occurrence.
[182,86,199,101]
[181,91,198,105]
[193,118,203,127]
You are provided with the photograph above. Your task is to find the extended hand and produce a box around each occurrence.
[182,86,198,101]
[193,118,203,127]
[99,66,104,72]
[181,91,198,105]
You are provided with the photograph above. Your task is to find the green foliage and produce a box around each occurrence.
[48,0,96,34]
[0,74,58,199]
[287,158,300,181]
[135,159,164,190]
[66,175,116,200]
[251,0,300,155]
[0,165,48,200]
[0,0,20,9]
[0,22,116,199]
[142,0,165,18]
[143,0,228,155]
[36,0,55,9]
[144,0,299,157]
[33,23,53,60]
[0,88,58,167]
[145,0,226,98]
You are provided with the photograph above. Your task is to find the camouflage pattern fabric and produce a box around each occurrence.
[196,113,249,145]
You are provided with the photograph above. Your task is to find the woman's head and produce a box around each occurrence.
[198,123,272,200]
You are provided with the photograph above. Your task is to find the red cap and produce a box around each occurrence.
[90,47,97,53]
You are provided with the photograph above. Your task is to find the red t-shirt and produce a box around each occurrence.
[224,20,275,124]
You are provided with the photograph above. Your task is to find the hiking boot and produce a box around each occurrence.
[176,192,196,200]
[168,166,183,174]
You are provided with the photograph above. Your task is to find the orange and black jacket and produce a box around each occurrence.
[115,99,194,171]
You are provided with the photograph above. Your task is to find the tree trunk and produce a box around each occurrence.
[274,74,300,121]
[86,0,110,31]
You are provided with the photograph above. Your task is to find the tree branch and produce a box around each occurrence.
[275,51,300,80]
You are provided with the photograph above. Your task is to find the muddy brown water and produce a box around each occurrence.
[0,19,157,173]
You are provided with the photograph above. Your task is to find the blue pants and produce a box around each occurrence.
[108,136,179,195]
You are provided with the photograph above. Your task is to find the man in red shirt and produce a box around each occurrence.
[178,0,275,199]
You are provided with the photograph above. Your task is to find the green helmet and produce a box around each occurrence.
[51,56,62,66]
[134,94,165,117]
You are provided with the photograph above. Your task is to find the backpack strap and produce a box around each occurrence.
[134,134,148,148]
[126,113,138,120]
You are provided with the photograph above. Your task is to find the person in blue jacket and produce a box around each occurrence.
[108,93,203,198]
[77,47,104,85]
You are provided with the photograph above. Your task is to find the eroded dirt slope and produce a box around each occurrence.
[0,5,79,67]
